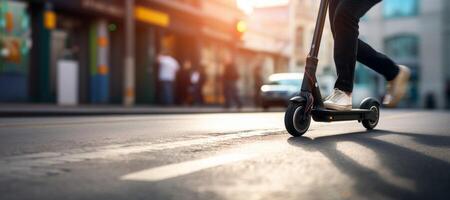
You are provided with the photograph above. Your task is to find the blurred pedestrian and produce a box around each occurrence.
[446,80,450,109]
[425,92,436,109]
[253,65,263,107]
[157,51,179,105]
[177,60,192,105]
[223,58,242,109]
[190,65,206,105]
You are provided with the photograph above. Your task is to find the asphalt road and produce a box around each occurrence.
[0,110,449,200]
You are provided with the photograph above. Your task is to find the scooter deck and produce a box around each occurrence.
[312,108,374,122]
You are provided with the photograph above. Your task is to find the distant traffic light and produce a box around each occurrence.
[44,10,56,30]
[234,20,246,39]
[44,3,56,30]
[236,20,246,33]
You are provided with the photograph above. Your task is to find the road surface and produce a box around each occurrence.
[0,110,449,200]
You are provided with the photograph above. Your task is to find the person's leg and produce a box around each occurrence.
[193,84,201,105]
[224,82,231,108]
[168,81,175,105]
[233,82,242,108]
[331,0,381,93]
[357,40,399,81]
[254,86,261,107]
[158,81,163,104]
[161,81,169,105]
[330,0,399,82]
[198,84,205,105]
[329,0,410,108]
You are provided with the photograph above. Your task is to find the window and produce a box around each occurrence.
[0,0,30,102]
[384,35,419,60]
[175,0,200,8]
[383,0,419,18]
[295,27,304,51]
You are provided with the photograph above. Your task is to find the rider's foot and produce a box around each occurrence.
[383,65,411,107]
[324,88,352,111]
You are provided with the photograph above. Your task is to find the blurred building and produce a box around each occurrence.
[239,0,335,99]
[359,0,450,109]
[288,0,334,75]
[241,0,334,74]
[199,0,244,104]
[0,0,31,102]
[0,0,244,105]
[238,4,291,104]
[288,0,336,98]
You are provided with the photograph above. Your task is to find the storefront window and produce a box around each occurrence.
[0,0,31,73]
[383,0,419,19]
[384,35,419,60]
[0,0,31,102]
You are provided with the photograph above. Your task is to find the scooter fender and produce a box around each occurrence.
[360,97,380,108]
[289,96,307,104]
[360,97,380,121]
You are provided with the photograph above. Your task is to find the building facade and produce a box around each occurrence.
[0,0,244,105]
[359,0,449,109]
[0,0,31,102]
[239,4,291,103]
[289,0,334,75]
[240,0,336,100]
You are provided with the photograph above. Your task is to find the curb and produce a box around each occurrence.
[0,108,282,117]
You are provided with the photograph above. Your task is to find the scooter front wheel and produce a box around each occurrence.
[284,102,311,137]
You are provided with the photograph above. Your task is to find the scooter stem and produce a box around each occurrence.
[297,0,329,108]
[309,0,329,58]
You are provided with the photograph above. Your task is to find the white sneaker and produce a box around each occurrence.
[324,88,352,111]
[383,65,411,107]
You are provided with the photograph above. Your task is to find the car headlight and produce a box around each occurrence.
[261,85,270,93]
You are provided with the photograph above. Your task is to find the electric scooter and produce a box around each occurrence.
[284,0,380,137]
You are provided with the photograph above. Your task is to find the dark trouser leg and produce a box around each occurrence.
[161,81,174,105]
[231,83,242,107]
[329,0,398,92]
[356,40,400,81]
[225,81,242,108]
[224,82,231,108]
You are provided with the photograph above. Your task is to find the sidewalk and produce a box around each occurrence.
[0,104,282,117]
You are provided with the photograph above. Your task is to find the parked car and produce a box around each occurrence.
[260,73,303,109]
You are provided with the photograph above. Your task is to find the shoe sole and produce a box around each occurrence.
[324,102,352,111]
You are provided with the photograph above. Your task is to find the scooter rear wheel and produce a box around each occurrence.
[284,102,311,137]
[360,99,380,130]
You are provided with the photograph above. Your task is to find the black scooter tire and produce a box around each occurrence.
[360,99,380,130]
[284,102,311,137]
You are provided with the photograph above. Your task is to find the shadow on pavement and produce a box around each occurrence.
[287,130,450,200]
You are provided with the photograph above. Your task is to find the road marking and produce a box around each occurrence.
[121,152,256,182]
[0,113,282,128]
[120,140,288,182]
[0,129,283,176]
[0,116,195,128]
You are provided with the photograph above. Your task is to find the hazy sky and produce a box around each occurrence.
[237,0,289,14]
